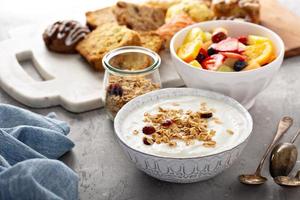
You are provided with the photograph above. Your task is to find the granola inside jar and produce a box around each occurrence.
[102,46,162,119]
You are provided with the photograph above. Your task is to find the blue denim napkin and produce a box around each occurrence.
[0,104,78,200]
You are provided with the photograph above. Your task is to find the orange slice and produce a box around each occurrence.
[243,40,275,66]
[247,35,269,45]
[177,40,202,62]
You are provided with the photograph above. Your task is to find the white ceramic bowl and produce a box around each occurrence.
[170,20,285,109]
[114,88,253,183]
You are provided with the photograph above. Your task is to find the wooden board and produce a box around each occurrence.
[261,0,300,58]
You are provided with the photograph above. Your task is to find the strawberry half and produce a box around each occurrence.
[199,48,208,57]
[202,54,225,71]
[237,42,246,53]
[214,38,239,52]
[201,57,214,70]
[221,52,247,61]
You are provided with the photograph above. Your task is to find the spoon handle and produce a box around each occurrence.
[291,128,300,144]
[255,116,293,175]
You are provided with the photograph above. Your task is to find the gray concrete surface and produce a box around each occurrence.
[1,0,300,199]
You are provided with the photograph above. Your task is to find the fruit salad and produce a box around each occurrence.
[177,27,276,72]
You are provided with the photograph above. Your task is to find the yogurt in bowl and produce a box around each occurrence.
[114,88,253,183]
[122,96,248,158]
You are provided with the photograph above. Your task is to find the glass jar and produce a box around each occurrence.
[102,46,162,120]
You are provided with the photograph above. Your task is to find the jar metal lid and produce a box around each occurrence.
[102,46,161,75]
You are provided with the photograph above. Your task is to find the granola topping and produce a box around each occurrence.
[141,106,216,147]
[121,96,247,158]
[226,129,235,135]
[105,75,160,118]
[143,137,154,145]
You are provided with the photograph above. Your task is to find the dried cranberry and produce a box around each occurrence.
[200,112,213,118]
[162,119,173,127]
[142,126,156,135]
[107,83,123,96]
[212,32,227,43]
[238,36,248,45]
[143,137,153,145]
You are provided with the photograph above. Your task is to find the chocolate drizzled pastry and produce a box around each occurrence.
[43,20,90,54]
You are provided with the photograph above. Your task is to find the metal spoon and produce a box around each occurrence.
[274,170,300,187]
[270,128,300,178]
[239,116,293,185]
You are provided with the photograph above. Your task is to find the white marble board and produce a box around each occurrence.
[0,25,184,112]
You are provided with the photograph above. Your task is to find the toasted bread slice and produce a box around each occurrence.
[76,23,141,71]
[113,1,166,31]
[139,31,163,52]
[86,7,117,30]
[211,0,260,24]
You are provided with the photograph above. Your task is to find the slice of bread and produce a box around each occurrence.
[211,0,260,24]
[113,1,166,31]
[139,31,163,52]
[76,23,141,71]
[86,7,117,30]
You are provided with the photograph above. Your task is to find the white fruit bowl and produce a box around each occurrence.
[114,88,253,183]
[170,20,285,109]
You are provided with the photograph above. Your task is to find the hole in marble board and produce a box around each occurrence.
[16,51,52,82]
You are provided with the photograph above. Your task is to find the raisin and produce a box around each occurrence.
[212,32,227,43]
[162,119,173,127]
[143,137,153,145]
[107,83,123,96]
[142,126,156,135]
[200,112,213,118]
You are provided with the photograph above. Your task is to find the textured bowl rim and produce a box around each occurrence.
[170,20,285,75]
[114,88,253,160]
